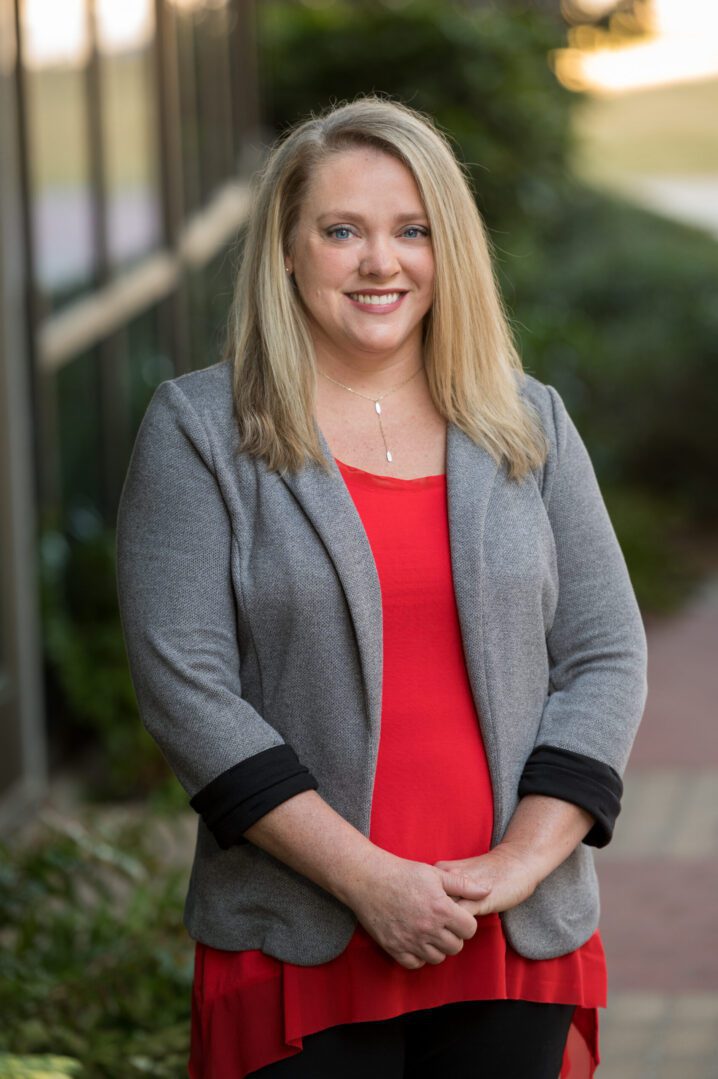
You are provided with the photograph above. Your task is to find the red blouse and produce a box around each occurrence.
[189,458,606,1079]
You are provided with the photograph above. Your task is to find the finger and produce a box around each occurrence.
[420,942,448,966]
[439,869,492,901]
[430,929,465,957]
[455,895,495,918]
[445,906,479,939]
[395,951,425,970]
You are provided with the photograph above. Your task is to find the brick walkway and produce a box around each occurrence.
[595,580,718,1078]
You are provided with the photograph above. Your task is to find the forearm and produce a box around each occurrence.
[499,793,595,882]
[435,794,595,917]
[244,790,489,970]
[243,789,384,908]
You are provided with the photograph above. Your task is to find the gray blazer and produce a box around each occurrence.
[115,357,647,963]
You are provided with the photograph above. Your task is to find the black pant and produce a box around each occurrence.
[247,998,576,1078]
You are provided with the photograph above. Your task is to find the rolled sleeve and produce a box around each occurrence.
[518,744,623,848]
[190,744,319,848]
[529,385,647,842]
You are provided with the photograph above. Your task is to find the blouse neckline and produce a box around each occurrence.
[334,457,446,490]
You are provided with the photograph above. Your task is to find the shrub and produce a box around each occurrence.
[0,815,192,1078]
[259,0,718,611]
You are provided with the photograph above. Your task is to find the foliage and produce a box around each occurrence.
[0,816,192,1078]
[0,1055,83,1078]
[259,0,576,232]
[505,189,718,526]
[259,0,718,612]
[39,523,186,807]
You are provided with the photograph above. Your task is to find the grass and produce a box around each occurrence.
[569,76,718,186]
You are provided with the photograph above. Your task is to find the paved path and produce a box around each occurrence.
[595,580,718,1077]
[606,174,718,241]
[591,156,718,1079]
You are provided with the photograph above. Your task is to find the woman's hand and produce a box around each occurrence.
[345,849,491,971]
[434,795,596,917]
[433,843,542,917]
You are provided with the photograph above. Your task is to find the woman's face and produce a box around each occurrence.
[286,147,435,369]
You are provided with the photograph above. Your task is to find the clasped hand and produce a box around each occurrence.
[350,843,541,972]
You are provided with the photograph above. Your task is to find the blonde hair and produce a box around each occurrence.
[227,95,547,479]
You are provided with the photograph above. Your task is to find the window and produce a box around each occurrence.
[96,0,162,271]
[20,0,96,312]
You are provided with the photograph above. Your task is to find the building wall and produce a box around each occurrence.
[0,0,261,821]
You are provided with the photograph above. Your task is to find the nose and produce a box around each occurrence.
[359,235,400,279]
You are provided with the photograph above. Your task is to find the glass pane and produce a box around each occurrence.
[96,0,162,270]
[174,2,202,217]
[123,302,175,432]
[0,698,23,799]
[174,0,235,214]
[187,244,236,365]
[55,349,104,533]
[226,0,256,169]
[21,0,96,311]
[194,0,234,200]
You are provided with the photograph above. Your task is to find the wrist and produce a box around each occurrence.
[497,795,596,885]
[492,839,547,890]
[329,841,394,910]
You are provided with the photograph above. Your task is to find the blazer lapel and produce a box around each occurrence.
[278,420,501,744]
[278,426,385,736]
[445,422,502,783]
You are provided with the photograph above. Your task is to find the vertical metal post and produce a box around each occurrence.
[0,0,48,827]
[154,0,191,376]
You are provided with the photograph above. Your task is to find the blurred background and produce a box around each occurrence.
[1,0,717,1075]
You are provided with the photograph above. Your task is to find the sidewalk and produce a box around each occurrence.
[602,174,718,242]
[595,580,718,1078]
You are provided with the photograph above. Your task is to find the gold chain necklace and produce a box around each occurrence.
[318,365,423,464]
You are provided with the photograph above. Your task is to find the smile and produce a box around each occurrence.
[346,291,407,310]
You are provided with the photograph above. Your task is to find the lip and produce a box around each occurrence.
[344,290,408,313]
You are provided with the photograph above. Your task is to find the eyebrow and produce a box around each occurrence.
[316,210,429,223]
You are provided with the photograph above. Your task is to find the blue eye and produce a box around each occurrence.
[403,226,429,239]
[327,226,354,240]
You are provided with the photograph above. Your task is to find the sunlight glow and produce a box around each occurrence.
[22,0,89,68]
[21,0,154,69]
[95,0,154,54]
[552,0,718,95]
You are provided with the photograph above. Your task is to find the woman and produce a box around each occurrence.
[116,97,647,1078]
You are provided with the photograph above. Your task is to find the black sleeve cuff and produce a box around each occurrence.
[189,744,319,849]
[517,744,623,849]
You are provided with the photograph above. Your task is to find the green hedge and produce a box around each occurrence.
[259,0,718,611]
[259,0,575,232]
[0,819,191,1077]
[39,524,185,805]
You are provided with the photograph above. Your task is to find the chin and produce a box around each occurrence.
[352,330,411,351]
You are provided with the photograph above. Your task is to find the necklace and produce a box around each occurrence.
[318,364,423,464]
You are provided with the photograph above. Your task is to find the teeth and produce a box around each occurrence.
[349,292,402,305]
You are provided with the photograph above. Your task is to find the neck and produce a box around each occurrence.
[312,345,424,395]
